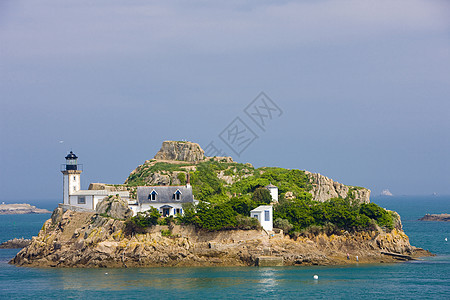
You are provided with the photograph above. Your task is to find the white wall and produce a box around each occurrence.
[69,195,94,210]
[268,187,278,203]
[131,203,184,216]
[251,206,273,231]
[63,172,81,204]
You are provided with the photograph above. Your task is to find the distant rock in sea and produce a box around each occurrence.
[380,189,393,196]
[0,203,51,215]
[419,214,450,222]
[0,238,31,249]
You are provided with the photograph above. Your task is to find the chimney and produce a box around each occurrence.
[186,173,190,187]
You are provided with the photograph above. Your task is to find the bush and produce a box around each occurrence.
[273,218,293,233]
[274,197,395,234]
[161,229,172,237]
[360,203,394,230]
[195,202,237,230]
[236,215,261,230]
[252,187,272,205]
[124,207,160,235]
[228,196,258,215]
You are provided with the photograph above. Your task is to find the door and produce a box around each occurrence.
[162,208,170,217]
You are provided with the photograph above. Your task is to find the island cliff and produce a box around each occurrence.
[10,141,430,268]
[11,208,428,268]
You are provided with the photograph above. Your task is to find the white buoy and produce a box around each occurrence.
[105,273,108,275]
[445,238,448,242]
[313,275,319,280]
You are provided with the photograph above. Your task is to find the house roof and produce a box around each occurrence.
[137,186,194,204]
[265,183,277,189]
[250,205,273,213]
[71,190,130,197]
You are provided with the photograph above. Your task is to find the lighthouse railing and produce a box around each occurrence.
[60,164,83,171]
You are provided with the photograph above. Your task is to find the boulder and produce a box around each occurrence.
[51,207,64,225]
[154,141,205,162]
[96,195,133,219]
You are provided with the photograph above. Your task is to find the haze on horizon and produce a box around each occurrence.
[1,0,449,201]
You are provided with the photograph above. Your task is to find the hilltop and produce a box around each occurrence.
[124,140,370,204]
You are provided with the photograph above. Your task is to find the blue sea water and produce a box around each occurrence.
[0,196,449,299]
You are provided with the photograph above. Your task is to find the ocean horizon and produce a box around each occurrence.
[1,195,449,299]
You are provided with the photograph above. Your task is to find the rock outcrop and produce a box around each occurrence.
[96,196,133,219]
[419,214,450,222]
[0,203,51,215]
[0,238,31,249]
[306,172,370,203]
[154,141,205,162]
[11,209,430,268]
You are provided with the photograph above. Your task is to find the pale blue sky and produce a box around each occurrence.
[1,0,449,201]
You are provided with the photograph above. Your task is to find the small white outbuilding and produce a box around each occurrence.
[250,205,273,231]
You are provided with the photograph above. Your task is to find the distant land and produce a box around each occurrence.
[0,203,51,215]
[419,214,450,222]
[380,189,393,196]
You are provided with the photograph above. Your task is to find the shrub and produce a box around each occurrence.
[236,215,261,230]
[252,187,272,205]
[177,172,187,185]
[273,218,293,233]
[124,207,160,235]
[360,203,394,230]
[195,202,237,230]
[161,229,172,237]
[228,196,258,215]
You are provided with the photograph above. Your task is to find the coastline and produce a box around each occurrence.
[11,210,432,268]
[0,203,51,215]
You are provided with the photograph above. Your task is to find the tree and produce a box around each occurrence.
[252,187,272,205]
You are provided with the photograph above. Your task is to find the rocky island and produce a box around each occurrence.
[419,214,450,222]
[11,141,432,268]
[0,203,50,215]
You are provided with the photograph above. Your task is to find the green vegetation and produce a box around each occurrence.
[252,187,272,205]
[124,207,160,235]
[124,158,395,235]
[179,201,260,231]
[274,198,394,235]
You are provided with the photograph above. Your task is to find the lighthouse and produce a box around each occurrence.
[61,151,82,205]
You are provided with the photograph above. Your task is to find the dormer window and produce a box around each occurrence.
[173,190,182,201]
[149,190,157,201]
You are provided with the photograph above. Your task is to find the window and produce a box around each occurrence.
[173,190,182,201]
[73,186,76,191]
[149,190,157,201]
[253,214,259,220]
[73,176,76,180]
[264,210,270,221]
[78,197,86,204]
[174,208,182,215]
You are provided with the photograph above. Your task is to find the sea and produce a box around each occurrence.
[0,196,449,299]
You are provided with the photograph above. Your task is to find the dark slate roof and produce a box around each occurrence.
[65,151,78,159]
[137,186,194,204]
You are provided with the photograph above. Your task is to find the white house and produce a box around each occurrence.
[250,205,273,231]
[60,151,130,212]
[133,185,198,217]
[265,183,278,203]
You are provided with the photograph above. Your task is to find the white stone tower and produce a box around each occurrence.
[265,183,278,203]
[61,151,82,205]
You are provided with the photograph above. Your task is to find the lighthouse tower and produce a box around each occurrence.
[61,151,82,205]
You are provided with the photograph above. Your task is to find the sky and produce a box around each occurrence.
[1,0,449,202]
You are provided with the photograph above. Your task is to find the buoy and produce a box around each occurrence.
[445,238,448,242]
[105,273,108,275]
[313,275,319,280]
